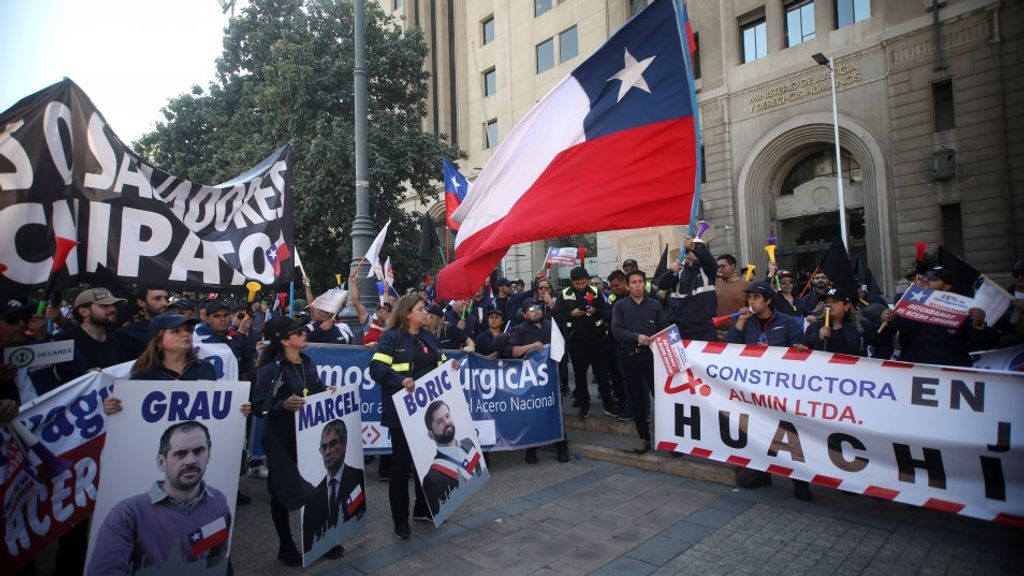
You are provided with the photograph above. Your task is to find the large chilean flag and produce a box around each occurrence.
[442,158,470,231]
[437,0,699,299]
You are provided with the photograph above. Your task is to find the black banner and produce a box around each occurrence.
[0,79,294,298]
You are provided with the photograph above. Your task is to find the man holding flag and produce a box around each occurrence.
[436,0,700,299]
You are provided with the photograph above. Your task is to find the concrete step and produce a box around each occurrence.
[551,427,738,487]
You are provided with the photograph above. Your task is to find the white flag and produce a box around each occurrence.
[364,220,392,278]
[549,320,565,363]
[974,275,1013,327]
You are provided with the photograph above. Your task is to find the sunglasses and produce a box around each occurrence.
[287,328,306,338]
[527,305,544,312]
[537,286,551,290]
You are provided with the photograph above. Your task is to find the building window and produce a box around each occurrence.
[559,26,578,63]
[932,80,955,132]
[835,0,870,29]
[692,32,701,79]
[785,1,815,47]
[700,145,707,183]
[482,16,495,45]
[740,13,768,64]
[536,38,555,73]
[483,68,496,97]
[941,203,964,258]
[485,119,499,149]
[535,0,565,17]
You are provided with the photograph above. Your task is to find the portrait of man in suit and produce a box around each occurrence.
[302,419,365,555]
[420,400,485,517]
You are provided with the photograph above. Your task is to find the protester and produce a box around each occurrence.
[659,236,718,342]
[611,269,668,454]
[604,270,631,421]
[368,294,439,540]
[509,298,569,464]
[363,301,392,346]
[714,254,748,329]
[878,266,998,366]
[431,303,474,351]
[166,298,196,319]
[196,300,253,381]
[994,258,1024,347]
[800,269,831,319]
[772,269,805,317]
[464,288,494,338]
[802,288,863,355]
[473,309,508,357]
[254,315,334,564]
[557,266,618,419]
[114,285,169,362]
[491,278,512,318]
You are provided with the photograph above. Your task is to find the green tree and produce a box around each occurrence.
[135,0,460,292]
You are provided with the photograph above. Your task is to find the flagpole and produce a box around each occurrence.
[446,227,451,264]
[288,280,295,318]
[673,0,702,263]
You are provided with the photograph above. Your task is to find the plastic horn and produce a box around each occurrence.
[8,419,71,479]
[764,237,777,266]
[914,242,928,263]
[744,265,755,282]
[245,281,262,303]
[695,220,711,239]
[36,236,79,315]
[712,311,741,328]
[824,308,831,330]
[578,247,587,267]
[335,273,343,287]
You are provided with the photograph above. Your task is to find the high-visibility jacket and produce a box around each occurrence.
[369,329,446,427]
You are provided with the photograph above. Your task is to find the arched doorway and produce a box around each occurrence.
[736,113,893,293]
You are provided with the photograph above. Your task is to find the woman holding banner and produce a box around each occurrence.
[254,316,335,565]
[369,293,440,540]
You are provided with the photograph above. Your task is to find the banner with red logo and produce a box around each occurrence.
[652,328,1024,525]
[893,287,974,328]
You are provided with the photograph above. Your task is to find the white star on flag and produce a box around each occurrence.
[450,176,462,193]
[908,290,928,302]
[607,47,656,102]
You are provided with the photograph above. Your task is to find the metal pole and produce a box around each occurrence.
[828,56,848,250]
[343,0,376,336]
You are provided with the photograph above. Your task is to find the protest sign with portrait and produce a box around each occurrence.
[85,379,248,576]
[392,362,489,526]
[296,385,366,566]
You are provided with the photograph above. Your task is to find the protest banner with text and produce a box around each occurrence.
[653,328,1024,525]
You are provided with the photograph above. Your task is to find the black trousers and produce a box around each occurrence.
[569,338,614,411]
[605,334,626,408]
[622,347,654,440]
[388,426,427,523]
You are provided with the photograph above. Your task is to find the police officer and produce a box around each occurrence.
[657,236,718,342]
[556,267,617,419]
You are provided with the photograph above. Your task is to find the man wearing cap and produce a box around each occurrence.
[473,308,507,357]
[509,298,569,464]
[0,299,36,415]
[114,286,170,363]
[492,278,512,319]
[58,287,126,371]
[464,288,495,339]
[658,236,718,342]
[196,300,253,381]
[556,267,618,419]
[725,282,804,347]
[879,266,998,366]
[167,299,197,319]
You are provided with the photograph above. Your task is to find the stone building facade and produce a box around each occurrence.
[384,0,1022,295]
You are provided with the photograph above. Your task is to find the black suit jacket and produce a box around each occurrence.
[302,463,365,552]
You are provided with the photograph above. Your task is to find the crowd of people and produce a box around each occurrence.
[3,244,1023,570]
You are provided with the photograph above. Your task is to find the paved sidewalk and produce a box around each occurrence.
[229,451,1022,575]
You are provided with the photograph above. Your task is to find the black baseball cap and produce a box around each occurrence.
[487,308,504,318]
[0,299,31,322]
[743,281,774,296]
[204,299,231,314]
[495,277,511,287]
[264,316,306,341]
[167,298,195,312]
[925,266,953,284]
[824,287,851,302]
[427,304,445,319]
[148,312,200,339]
[622,258,639,268]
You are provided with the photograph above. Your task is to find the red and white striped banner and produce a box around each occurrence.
[653,332,1024,525]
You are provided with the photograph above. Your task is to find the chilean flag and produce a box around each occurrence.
[266,238,292,278]
[188,516,230,557]
[437,0,700,299]
[442,159,470,231]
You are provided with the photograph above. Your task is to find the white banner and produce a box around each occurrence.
[653,329,1024,524]
[544,247,578,267]
[971,345,1024,372]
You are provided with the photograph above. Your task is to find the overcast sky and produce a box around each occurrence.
[1,0,240,144]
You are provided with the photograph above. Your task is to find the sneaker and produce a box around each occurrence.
[324,545,345,559]
[578,406,591,419]
[247,464,268,479]
[394,522,411,540]
[556,441,570,463]
[602,408,619,418]
[618,413,634,422]
[525,448,538,464]
[277,541,302,566]
[632,439,651,454]
[793,480,813,502]
[236,492,252,506]
[561,388,571,398]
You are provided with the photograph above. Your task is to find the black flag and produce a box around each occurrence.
[419,214,440,265]
[937,246,980,296]
[818,237,858,299]
[653,244,669,280]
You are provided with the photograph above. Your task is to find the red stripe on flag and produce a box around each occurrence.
[740,345,767,358]
[346,491,365,517]
[436,117,697,299]
[702,341,727,354]
[726,455,750,466]
[829,354,860,365]
[922,498,965,514]
[781,347,812,361]
[766,464,793,477]
[430,463,460,481]
[690,447,712,458]
[863,486,900,500]
[810,474,843,488]
[656,441,678,451]
[994,513,1024,527]
[466,452,481,473]
[882,360,914,369]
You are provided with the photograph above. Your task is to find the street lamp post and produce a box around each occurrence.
[812,52,848,250]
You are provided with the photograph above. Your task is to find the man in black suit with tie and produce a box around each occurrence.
[421,401,485,517]
[302,419,365,559]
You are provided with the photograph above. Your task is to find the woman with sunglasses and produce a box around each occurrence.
[253,316,334,565]
[370,293,445,540]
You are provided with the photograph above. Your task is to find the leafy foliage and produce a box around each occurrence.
[134,0,461,291]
